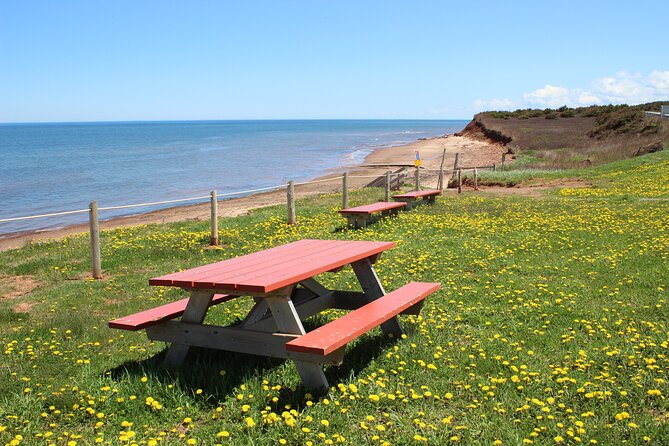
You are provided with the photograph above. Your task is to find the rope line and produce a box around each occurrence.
[98,195,212,211]
[0,208,90,223]
[293,177,341,186]
[1,168,478,225]
[216,184,285,197]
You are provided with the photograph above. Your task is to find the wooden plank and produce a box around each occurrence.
[299,278,330,296]
[162,291,215,368]
[352,258,403,338]
[265,296,330,390]
[330,290,421,314]
[339,202,406,215]
[108,293,232,331]
[285,282,440,355]
[181,240,391,292]
[146,322,344,365]
[239,298,270,328]
[392,189,441,199]
[151,239,395,293]
[149,239,327,286]
[249,291,336,332]
[170,239,342,288]
[200,240,381,288]
[229,241,395,293]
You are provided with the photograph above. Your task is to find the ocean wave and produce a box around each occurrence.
[342,147,373,165]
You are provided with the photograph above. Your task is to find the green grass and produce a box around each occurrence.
[1,154,668,445]
[474,169,564,187]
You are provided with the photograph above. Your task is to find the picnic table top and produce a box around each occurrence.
[149,239,395,293]
[392,189,441,199]
[339,201,406,215]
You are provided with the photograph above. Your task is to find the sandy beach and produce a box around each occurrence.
[0,134,503,251]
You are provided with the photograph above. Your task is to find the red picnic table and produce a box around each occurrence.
[109,239,439,390]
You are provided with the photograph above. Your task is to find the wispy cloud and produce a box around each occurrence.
[523,85,572,107]
[473,98,518,110]
[474,70,669,111]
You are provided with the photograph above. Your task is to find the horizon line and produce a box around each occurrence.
[0,117,472,126]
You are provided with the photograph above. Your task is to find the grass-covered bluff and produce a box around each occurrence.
[1,151,668,445]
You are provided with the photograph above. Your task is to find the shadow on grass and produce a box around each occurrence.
[257,333,398,410]
[106,330,398,408]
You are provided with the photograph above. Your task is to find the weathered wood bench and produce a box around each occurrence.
[108,294,232,331]
[339,201,407,229]
[392,189,441,209]
[285,281,440,355]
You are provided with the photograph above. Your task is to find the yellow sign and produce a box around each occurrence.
[414,151,421,167]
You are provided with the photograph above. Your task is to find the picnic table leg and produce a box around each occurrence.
[162,290,214,368]
[240,298,271,328]
[265,295,329,390]
[299,278,330,297]
[351,259,404,338]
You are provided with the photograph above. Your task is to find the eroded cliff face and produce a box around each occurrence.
[454,106,669,168]
[455,117,512,145]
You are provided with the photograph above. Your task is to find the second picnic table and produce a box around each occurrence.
[109,239,440,390]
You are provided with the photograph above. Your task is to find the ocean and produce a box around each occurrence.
[0,120,467,235]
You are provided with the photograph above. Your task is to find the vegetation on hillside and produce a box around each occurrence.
[1,151,668,445]
[462,102,669,168]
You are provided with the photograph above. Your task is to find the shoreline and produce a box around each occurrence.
[0,134,504,251]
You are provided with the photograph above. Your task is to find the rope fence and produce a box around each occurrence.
[1,153,499,278]
[0,208,90,223]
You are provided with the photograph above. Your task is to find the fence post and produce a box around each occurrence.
[385,170,391,201]
[287,180,296,224]
[210,190,219,246]
[437,148,447,190]
[474,167,479,191]
[342,172,349,209]
[493,163,497,172]
[501,153,506,170]
[89,201,102,279]
[457,169,462,194]
[414,167,420,191]
[451,152,461,182]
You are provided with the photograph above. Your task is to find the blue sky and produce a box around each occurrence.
[1,1,668,122]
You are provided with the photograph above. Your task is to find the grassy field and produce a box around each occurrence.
[1,151,668,445]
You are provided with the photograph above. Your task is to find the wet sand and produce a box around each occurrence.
[0,135,503,251]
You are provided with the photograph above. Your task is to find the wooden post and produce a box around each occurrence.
[342,172,349,209]
[89,201,102,279]
[493,163,497,172]
[451,152,461,181]
[385,170,391,201]
[414,167,420,191]
[287,180,296,225]
[437,148,446,190]
[210,190,219,246]
[457,169,462,194]
[163,291,215,368]
[501,153,506,170]
[474,167,479,191]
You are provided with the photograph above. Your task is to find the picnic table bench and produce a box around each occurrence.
[108,239,440,390]
[339,201,406,229]
[392,189,441,209]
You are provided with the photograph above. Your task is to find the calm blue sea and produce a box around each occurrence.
[0,120,467,235]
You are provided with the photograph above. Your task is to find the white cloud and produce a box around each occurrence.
[577,92,602,104]
[648,70,669,91]
[523,85,572,107]
[473,98,517,111]
[592,72,654,102]
[473,70,669,112]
